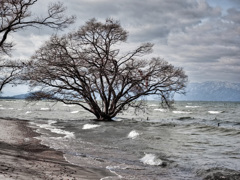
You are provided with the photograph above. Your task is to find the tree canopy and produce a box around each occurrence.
[25,18,188,121]
[0,0,75,92]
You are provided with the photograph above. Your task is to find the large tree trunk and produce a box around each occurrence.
[95,112,113,121]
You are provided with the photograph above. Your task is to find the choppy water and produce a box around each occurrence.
[1,100,240,179]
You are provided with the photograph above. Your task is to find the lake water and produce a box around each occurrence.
[0,100,240,179]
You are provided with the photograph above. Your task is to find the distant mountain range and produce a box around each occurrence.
[1,81,240,102]
[175,81,240,102]
[0,93,30,99]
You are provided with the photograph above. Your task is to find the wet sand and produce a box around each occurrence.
[0,118,115,180]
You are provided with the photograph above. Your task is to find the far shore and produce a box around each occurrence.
[0,118,115,180]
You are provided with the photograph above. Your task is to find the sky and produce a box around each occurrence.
[2,0,240,96]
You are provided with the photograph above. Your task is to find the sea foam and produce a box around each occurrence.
[82,124,101,129]
[63,104,76,107]
[104,166,123,179]
[185,106,201,108]
[30,120,75,139]
[50,128,75,139]
[40,107,50,111]
[154,108,167,112]
[112,117,123,121]
[70,111,79,114]
[173,111,191,114]
[149,104,158,107]
[140,153,163,166]
[208,111,222,114]
[128,130,140,139]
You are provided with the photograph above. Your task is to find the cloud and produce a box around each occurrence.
[154,14,240,82]
[62,0,221,41]
[110,0,221,42]
[10,32,51,60]
[224,8,240,24]
[228,0,240,7]
[7,0,240,84]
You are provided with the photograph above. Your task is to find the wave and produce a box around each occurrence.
[127,130,140,139]
[50,128,75,139]
[149,104,158,107]
[40,108,50,111]
[112,117,124,121]
[197,167,240,180]
[63,104,76,107]
[177,116,193,120]
[25,111,32,114]
[82,124,101,130]
[185,106,201,108]
[70,111,79,114]
[173,111,192,114]
[140,153,163,166]
[30,120,75,139]
[105,166,123,179]
[208,111,223,114]
[154,108,167,112]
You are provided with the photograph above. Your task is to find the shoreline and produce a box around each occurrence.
[0,118,115,180]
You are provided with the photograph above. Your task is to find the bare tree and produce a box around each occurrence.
[0,60,22,92]
[25,19,188,121]
[0,0,75,93]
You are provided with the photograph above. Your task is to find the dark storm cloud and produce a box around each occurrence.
[10,0,240,83]
[62,0,221,42]
[156,13,240,82]
[224,8,240,24]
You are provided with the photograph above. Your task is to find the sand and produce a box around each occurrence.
[0,118,115,180]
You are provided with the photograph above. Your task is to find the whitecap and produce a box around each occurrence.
[127,130,140,139]
[82,124,101,130]
[40,108,50,111]
[0,107,6,110]
[154,108,167,112]
[112,117,123,121]
[173,111,191,114]
[104,166,123,179]
[24,138,30,142]
[30,120,74,139]
[149,104,158,107]
[63,104,76,107]
[185,106,200,108]
[30,120,55,129]
[25,111,32,114]
[50,128,75,139]
[70,111,79,114]
[48,120,57,125]
[208,111,222,114]
[140,153,163,166]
